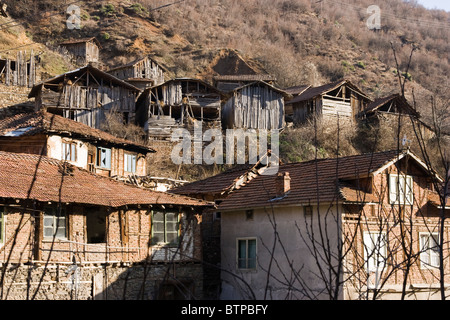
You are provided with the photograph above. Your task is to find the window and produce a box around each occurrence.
[86,208,107,244]
[62,142,77,162]
[304,205,313,217]
[152,211,179,246]
[0,207,4,245]
[245,210,254,221]
[43,207,67,239]
[389,174,413,205]
[97,147,111,169]
[124,153,137,173]
[420,233,440,269]
[363,232,387,272]
[237,238,257,270]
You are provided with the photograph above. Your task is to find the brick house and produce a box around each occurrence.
[0,111,154,178]
[215,149,450,300]
[0,151,211,300]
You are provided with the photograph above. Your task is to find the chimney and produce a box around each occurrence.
[275,172,291,197]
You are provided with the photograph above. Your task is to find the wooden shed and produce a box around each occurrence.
[60,37,102,65]
[107,56,166,89]
[288,79,371,125]
[136,78,225,139]
[28,64,141,130]
[359,93,420,119]
[221,81,291,130]
[0,50,37,87]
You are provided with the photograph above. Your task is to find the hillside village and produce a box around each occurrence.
[0,0,449,301]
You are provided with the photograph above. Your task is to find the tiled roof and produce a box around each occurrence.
[218,150,406,210]
[0,111,155,153]
[0,151,210,208]
[170,165,254,197]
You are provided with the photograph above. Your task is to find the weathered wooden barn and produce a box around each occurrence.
[28,64,141,130]
[0,50,37,87]
[221,80,291,130]
[136,78,225,139]
[288,79,372,125]
[59,37,102,65]
[359,93,435,140]
[107,56,166,90]
[359,93,420,119]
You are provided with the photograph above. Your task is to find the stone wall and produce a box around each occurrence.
[0,262,203,300]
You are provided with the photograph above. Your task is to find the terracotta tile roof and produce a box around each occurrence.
[218,150,404,210]
[0,151,210,208]
[170,165,254,197]
[0,111,155,153]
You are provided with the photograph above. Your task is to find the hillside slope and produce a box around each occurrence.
[0,0,448,177]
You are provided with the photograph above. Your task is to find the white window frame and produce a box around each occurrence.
[43,207,67,240]
[236,238,257,271]
[389,174,413,205]
[419,232,440,269]
[62,141,77,162]
[124,153,137,173]
[97,147,112,170]
[151,211,180,247]
[363,231,387,272]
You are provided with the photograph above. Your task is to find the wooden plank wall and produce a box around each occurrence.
[223,84,284,130]
[0,50,36,87]
[109,58,165,85]
[40,84,137,129]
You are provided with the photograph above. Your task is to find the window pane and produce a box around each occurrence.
[166,232,178,244]
[153,212,164,223]
[248,239,257,269]
[44,226,54,238]
[152,232,164,244]
[248,239,256,259]
[238,240,247,260]
[71,144,76,161]
[98,148,111,169]
[44,215,54,227]
[153,222,164,232]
